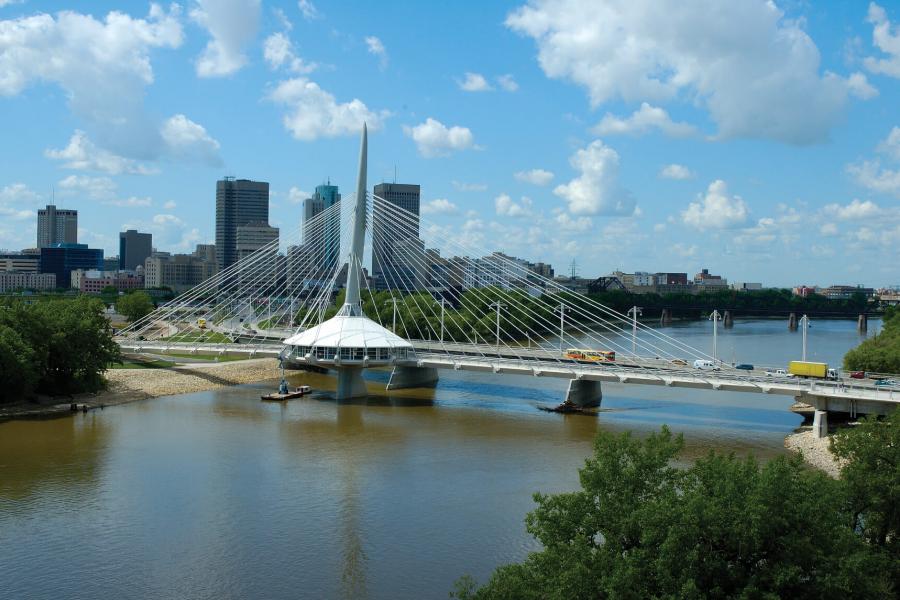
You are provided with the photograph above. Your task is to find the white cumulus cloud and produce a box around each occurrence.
[514,168,554,186]
[268,78,388,140]
[45,131,156,175]
[864,3,900,78]
[681,180,749,230]
[823,199,882,220]
[58,175,117,200]
[497,74,519,91]
[659,164,694,180]
[592,103,697,138]
[365,36,388,69]
[506,0,871,144]
[298,0,319,20]
[421,198,458,215]
[190,0,261,78]
[403,118,476,158]
[847,125,900,197]
[161,114,222,165]
[457,72,492,92]
[263,32,316,74]
[553,140,635,216]
[494,194,532,217]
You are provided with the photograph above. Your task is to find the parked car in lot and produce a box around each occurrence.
[735,363,754,371]
[766,369,794,378]
[850,371,866,379]
[693,359,720,371]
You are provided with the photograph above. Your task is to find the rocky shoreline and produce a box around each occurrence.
[0,358,281,422]
[784,429,846,478]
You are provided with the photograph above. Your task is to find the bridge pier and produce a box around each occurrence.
[660,308,672,326]
[336,368,368,400]
[813,409,829,438]
[565,379,602,408]
[723,310,734,328]
[788,312,798,331]
[858,313,868,334]
[386,365,439,391]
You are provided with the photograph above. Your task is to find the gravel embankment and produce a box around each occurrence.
[0,359,282,422]
[784,429,846,478]
[104,358,281,398]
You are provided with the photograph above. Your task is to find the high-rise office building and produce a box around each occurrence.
[119,229,152,271]
[236,222,279,291]
[300,181,341,278]
[215,177,269,270]
[39,243,103,287]
[37,205,78,248]
[372,183,421,289]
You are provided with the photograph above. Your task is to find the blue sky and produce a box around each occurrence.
[0,0,899,287]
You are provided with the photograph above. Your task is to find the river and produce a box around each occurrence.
[0,317,882,599]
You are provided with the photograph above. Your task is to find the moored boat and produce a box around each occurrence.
[261,385,312,401]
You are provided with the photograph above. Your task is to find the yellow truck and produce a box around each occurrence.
[788,361,838,380]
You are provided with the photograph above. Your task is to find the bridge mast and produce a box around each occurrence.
[340,123,368,317]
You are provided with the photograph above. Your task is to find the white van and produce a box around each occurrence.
[693,359,720,371]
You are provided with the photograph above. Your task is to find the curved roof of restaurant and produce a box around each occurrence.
[283,315,413,349]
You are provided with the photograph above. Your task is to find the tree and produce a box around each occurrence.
[0,324,37,402]
[832,407,900,588]
[844,306,900,373]
[116,291,154,322]
[455,427,892,599]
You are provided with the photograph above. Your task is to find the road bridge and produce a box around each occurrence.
[116,125,896,438]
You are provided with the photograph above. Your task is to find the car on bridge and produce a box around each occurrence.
[765,369,794,378]
[735,363,754,371]
[693,359,720,371]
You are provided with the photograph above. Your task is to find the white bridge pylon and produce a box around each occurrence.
[115,126,899,413]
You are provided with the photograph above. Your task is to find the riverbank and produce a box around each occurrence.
[784,429,846,478]
[0,358,281,422]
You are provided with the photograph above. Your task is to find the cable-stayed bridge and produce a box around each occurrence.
[117,125,897,436]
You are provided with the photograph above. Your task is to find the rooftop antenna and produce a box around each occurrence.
[569,259,578,279]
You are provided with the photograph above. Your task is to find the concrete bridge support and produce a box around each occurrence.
[386,365,439,391]
[723,310,734,328]
[858,314,868,334]
[565,379,602,408]
[813,409,829,438]
[660,308,672,326]
[336,367,368,400]
[788,313,798,331]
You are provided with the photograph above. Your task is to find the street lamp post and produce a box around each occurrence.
[627,306,643,356]
[388,298,400,333]
[439,298,447,343]
[800,314,809,361]
[554,303,569,353]
[709,309,721,363]
[489,301,507,350]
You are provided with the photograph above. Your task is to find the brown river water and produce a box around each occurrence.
[0,317,881,599]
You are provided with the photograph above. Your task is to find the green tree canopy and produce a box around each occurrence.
[844,306,900,373]
[455,426,893,599]
[116,291,155,322]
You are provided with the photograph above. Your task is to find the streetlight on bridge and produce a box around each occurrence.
[554,303,570,353]
[800,314,810,361]
[709,309,722,363]
[489,301,507,350]
[387,298,400,333]
[627,306,643,356]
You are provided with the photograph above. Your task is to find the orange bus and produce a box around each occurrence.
[565,348,616,362]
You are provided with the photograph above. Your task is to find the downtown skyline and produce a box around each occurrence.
[0,1,899,287]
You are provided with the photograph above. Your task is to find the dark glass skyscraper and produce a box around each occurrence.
[215,178,269,270]
[301,181,341,272]
[119,229,152,271]
[372,183,421,289]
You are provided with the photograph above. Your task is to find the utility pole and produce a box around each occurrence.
[439,298,447,343]
[801,314,809,361]
[554,303,569,353]
[710,309,721,363]
[627,306,643,355]
[489,301,507,350]
[388,298,400,333]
